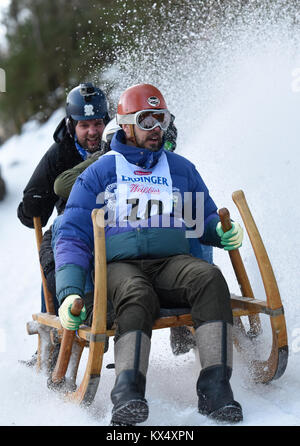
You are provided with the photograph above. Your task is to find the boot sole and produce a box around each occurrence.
[111,399,149,426]
[200,403,243,423]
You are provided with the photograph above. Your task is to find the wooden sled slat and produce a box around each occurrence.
[32,217,57,374]
[66,208,108,405]
[218,208,261,337]
[32,293,275,335]
[32,313,62,330]
[232,190,288,383]
[51,298,84,385]
[33,217,56,316]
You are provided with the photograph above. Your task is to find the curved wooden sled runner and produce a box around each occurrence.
[27,190,288,405]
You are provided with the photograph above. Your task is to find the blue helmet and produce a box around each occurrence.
[66,82,109,122]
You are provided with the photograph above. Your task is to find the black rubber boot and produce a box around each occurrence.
[197,365,243,423]
[110,330,150,426]
[170,326,196,355]
[195,321,243,423]
[111,370,148,426]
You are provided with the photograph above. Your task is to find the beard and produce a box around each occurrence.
[137,131,163,151]
[78,136,101,153]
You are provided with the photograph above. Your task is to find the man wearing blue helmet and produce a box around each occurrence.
[17,83,110,368]
[18,83,109,317]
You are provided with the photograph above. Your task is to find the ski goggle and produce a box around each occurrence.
[117,109,171,131]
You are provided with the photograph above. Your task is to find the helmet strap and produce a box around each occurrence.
[66,117,78,138]
[104,112,110,125]
[121,123,137,146]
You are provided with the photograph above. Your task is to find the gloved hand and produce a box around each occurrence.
[22,193,45,217]
[216,221,244,251]
[164,114,177,152]
[58,295,86,330]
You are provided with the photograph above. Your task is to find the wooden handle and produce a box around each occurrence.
[218,207,232,233]
[218,207,255,299]
[51,297,84,384]
[33,216,56,315]
[33,216,43,251]
[70,297,84,316]
[218,205,261,336]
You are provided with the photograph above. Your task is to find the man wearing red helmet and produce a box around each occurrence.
[55,83,244,425]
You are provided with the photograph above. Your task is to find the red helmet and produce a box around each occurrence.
[117,83,168,116]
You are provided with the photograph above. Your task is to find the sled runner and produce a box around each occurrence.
[26,190,288,405]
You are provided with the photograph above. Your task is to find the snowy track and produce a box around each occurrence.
[1,8,300,425]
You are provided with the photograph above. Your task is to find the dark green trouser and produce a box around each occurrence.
[106,254,233,340]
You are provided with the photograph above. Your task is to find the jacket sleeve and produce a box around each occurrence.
[199,215,223,247]
[55,164,105,304]
[17,144,61,228]
[187,164,223,248]
[54,154,99,201]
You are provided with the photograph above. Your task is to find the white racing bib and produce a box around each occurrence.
[104,150,174,228]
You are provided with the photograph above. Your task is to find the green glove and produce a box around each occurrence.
[58,295,86,330]
[216,221,244,251]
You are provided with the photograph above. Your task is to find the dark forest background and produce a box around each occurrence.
[0,0,298,140]
[0,0,193,137]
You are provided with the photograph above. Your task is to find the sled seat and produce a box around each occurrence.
[28,190,288,406]
[31,293,281,340]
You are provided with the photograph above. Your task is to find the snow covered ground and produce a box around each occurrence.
[0,4,300,428]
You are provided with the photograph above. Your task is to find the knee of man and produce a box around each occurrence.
[117,304,157,339]
[206,266,232,322]
[209,265,229,288]
[210,265,231,300]
[195,264,231,305]
[110,275,160,320]
[115,276,153,299]
[192,262,229,291]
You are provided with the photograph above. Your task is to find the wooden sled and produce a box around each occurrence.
[26,190,288,406]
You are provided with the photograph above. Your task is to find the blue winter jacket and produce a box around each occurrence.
[55,130,221,304]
